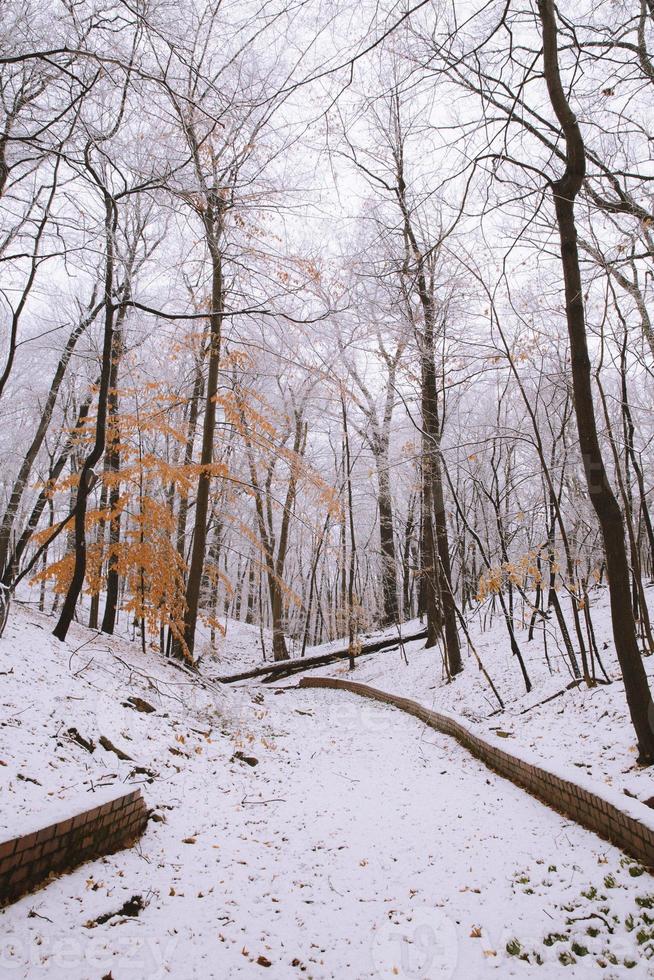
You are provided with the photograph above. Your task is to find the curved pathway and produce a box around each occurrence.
[1,688,652,978]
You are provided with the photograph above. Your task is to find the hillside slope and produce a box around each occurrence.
[2,601,654,977]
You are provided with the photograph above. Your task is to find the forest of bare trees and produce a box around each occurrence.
[3,0,654,760]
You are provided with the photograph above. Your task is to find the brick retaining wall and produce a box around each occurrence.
[0,787,148,907]
[299,676,654,869]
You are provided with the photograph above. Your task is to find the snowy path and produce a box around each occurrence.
[2,688,652,979]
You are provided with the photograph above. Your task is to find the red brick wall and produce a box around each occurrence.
[0,788,148,907]
[299,676,654,869]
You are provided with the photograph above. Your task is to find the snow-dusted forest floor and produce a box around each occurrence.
[300,584,654,804]
[2,602,654,977]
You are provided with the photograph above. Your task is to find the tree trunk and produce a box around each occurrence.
[421,325,462,676]
[177,236,223,659]
[538,0,654,761]
[341,393,358,669]
[53,194,118,643]
[101,318,126,635]
[0,295,101,577]
[420,453,440,645]
[176,359,205,560]
[3,392,95,588]
[376,450,399,627]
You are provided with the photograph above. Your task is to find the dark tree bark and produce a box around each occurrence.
[420,422,441,647]
[402,490,417,619]
[3,391,95,589]
[388,106,462,676]
[242,400,307,661]
[0,292,101,577]
[176,357,205,561]
[0,162,60,404]
[345,343,403,628]
[245,557,256,625]
[538,0,654,762]
[301,512,330,657]
[428,396,463,676]
[341,391,358,669]
[53,191,118,642]
[100,315,127,635]
[375,445,398,627]
[176,208,224,660]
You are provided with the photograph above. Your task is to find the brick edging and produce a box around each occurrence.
[0,787,148,907]
[298,676,654,869]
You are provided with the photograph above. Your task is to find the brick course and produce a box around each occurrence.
[299,675,654,869]
[0,788,148,907]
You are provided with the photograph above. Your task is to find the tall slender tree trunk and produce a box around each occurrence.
[245,557,256,625]
[403,491,417,619]
[393,117,462,675]
[420,453,440,645]
[421,320,462,675]
[341,393,358,669]
[101,317,126,635]
[375,449,399,627]
[3,392,96,588]
[88,474,109,631]
[538,0,654,761]
[176,359,205,559]
[0,296,101,577]
[177,233,223,659]
[53,194,118,643]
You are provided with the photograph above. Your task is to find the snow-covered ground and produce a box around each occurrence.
[301,585,654,805]
[2,600,654,977]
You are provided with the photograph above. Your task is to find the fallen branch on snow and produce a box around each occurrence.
[99,734,133,761]
[213,627,429,685]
